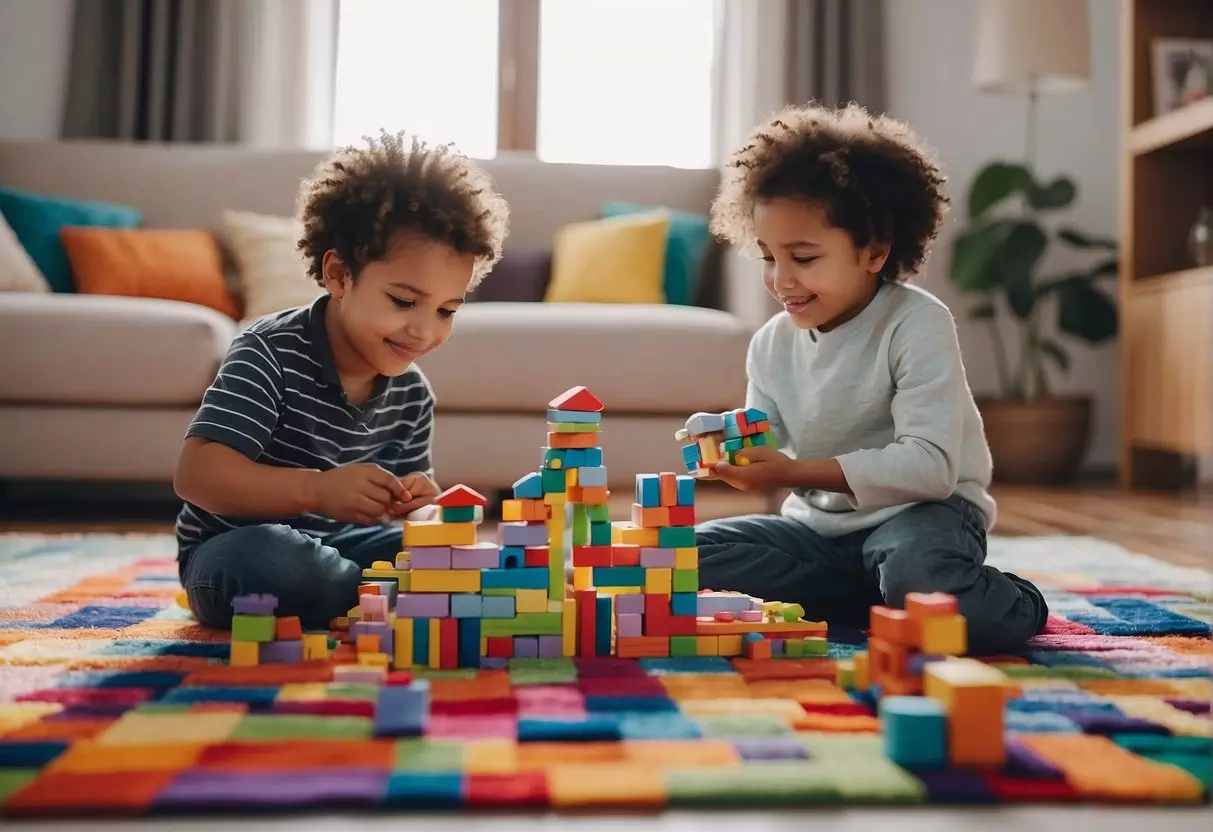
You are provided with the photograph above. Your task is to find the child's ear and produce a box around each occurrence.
[863,241,891,275]
[321,250,352,298]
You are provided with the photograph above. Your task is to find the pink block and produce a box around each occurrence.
[615,593,645,614]
[616,612,643,637]
[408,547,451,569]
[397,593,449,618]
[739,610,763,622]
[639,547,675,567]
[359,594,388,622]
[451,542,501,569]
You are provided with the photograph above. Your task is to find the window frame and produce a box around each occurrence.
[496,0,540,152]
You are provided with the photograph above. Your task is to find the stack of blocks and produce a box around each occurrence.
[228,594,331,667]
[676,407,775,477]
[839,592,1015,770]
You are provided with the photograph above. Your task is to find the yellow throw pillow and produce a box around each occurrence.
[544,211,669,304]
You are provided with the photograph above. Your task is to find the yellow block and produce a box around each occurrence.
[562,599,577,656]
[230,641,259,667]
[411,569,481,593]
[565,468,578,487]
[358,652,389,667]
[403,520,477,548]
[644,568,672,595]
[853,651,870,690]
[612,521,659,547]
[544,491,568,506]
[718,634,742,656]
[394,618,414,668]
[362,568,410,589]
[481,636,488,656]
[674,547,698,569]
[696,635,719,656]
[516,588,548,614]
[573,566,593,591]
[921,614,967,655]
[502,500,524,522]
[428,617,441,670]
[371,560,394,570]
[301,633,329,661]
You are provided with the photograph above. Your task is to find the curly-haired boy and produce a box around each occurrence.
[174,131,509,629]
[695,103,1047,654]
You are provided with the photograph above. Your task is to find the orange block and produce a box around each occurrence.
[610,544,641,566]
[631,504,670,527]
[905,592,959,619]
[870,606,918,646]
[356,634,381,654]
[274,616,302,640]
[867,636,909,682]
[658,472,678,506]
[574,485,609,504]
[743,638,771,659]
[548,431,598,449]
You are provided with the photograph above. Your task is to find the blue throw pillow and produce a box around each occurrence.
[601,201,711,305]
[0,186,142,293]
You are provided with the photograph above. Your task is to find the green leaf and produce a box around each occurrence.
[950,222,1011,292]
[1038,337,1070,372]
[969,301,996,320]
[998,222,1048,318]
[1058,227,1117,249]
[969,162,1033,219]
[1056,280,1118,343]
[1028,176,1077,210]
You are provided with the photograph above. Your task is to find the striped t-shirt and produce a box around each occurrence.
[175,295,435,566]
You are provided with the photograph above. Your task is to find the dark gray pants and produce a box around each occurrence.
[695,495,1047,655]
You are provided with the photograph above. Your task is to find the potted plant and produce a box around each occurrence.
[949,161,1119,484]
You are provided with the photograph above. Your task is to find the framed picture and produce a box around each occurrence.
[1151,38,1213,116]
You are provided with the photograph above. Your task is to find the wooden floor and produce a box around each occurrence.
[1,482,1209,569]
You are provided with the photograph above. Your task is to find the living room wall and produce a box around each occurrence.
[0,0,72,140]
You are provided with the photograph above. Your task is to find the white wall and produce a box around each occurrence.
[0,0,74,140]
[885,0,1122,470]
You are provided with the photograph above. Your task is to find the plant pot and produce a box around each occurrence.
[975,395,1093,485]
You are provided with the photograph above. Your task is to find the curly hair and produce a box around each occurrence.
[296,130,509,289]
[710,102,949,283]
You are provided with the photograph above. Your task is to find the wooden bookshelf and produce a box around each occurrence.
[1119,0,1213,490]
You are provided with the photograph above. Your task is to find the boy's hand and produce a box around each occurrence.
[711,446,796,492]
[388,472,441,517]
[311,463,406,524]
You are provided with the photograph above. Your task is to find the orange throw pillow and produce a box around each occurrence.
[60,227,240,318]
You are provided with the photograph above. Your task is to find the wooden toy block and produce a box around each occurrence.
[573,566,592,591]
[697,436,721,465]
[232,593,278,616]
[403,520,477,548]
[784,638,805,658]
[657,526,696,548]
[635,474,661,507]
[301,633,329,661]
[644,593,670,636]
[549,385,604,412]
[458,618,481,668]
[374,681,430,737]
[231,615,275,643]
[923,658,1012,767]
[667,505,695,526]
[639,547,675,568]
[451,542,501,569]
[501,499,525,522]
[500,520,550,548]
[645,568,673,595]
[516,589,547,614]
[542,467,566,493]
[921,613,968,655]
[410,569,481,593]
[393,619,413,667]
[439,618,459,669]
[802,636,829,656]
[695,635,719,656]
[513,472,543,499]
[411,618,429,666]
[572,545,612,567]
[578,589,597,658]
[675,474,694,505]
[435,484,488,508]
[548,431,597,449]
[519,545,546,567]
[658,472,678,506]
[631,504,670,527]
[427,619,442,670]
[594,566,645,587]
[356,634,382,654]
[397,592,450,619]
[870,605,919,646]
[480,612,563,637]
[880,695,947,769]
[481,595,515,619]
[370,560,394,570]
[449,594,484,618]
[565,467,578,488]
[743,638,772,660]
[487,636,514,659]
[562,599,577,657]
[441,505,479,523]
[573,485,609,504]
[360,594,389,622]
[230,641,259,667]
[853,651,870,690]
[364,568,411,589]
[595,596,611,656]
[359,652,390,668]
[610,544,641,566]
[868,637,909,681]
[409,546,452,569]
[669,592,697,617]
[906,591,959,620]
[835,659,855,689]
[275,616,302,640]
[550,421,601,434]
[481,567,548,590]
[548,407,603,424]
[717,634,743,656]
[616,636,670,658]
[671,569,698,593]
[670,635,698,657]
[680,441,702,472]
[674,547,698,569]
[615,612,643,637]
[612,522,660,547]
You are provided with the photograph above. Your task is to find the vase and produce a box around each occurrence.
[1190,207,1213,268]
[976,395,1092,484]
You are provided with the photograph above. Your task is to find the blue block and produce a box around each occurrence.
[413,617,430,665]
[592,566,645,587]
[680,443,701,471]
[481,595,516,618]
[518,716,622,742]
[458,619,481,668]
[879,696,947,769]
[742,631,764,643]
[542,447,566,469]
[375,681,429,737]
[589,522,612,545]
[498,546,525,569]
[513,472,543,499]
[670,593,698,617]
[769,638,784,656]
[564,449,585,468]
[578,465,608,487]
[742,407,767,426]
[635,474,661,507]
[481,567,548,590]
[449,594,483,618]
[384,771,462,808]
[675,475,695,506]
[582,447,603,467]
[722,410,742,439]
[750,432,768,446]
[595,596,611,656]
[0,740,69,767]
[547,409,602,424]
[585,695,678,713]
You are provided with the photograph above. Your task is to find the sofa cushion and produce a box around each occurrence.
[419,302,751,413]
[468,249,552,303]
[0,294,236,406]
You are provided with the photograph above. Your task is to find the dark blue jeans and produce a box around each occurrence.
[695,495,1047,655]
[181,524,402,630]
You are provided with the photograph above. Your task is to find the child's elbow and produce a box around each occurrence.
[917,445,959,501]
[173,439,208,507]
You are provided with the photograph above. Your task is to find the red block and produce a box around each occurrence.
[572,545,612,567]
[275,616,302,640]
[666,615,698,636]
[644,593,670,637]
[610,544,640,566]
[487,637,513,659]
[440,618,459,669]
[524,546,550,567]
[578,589,597,657]
[384,670,414,686]
[667,505,695,526]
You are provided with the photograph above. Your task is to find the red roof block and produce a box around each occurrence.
[435,484,488,507]
[548,386,604,412]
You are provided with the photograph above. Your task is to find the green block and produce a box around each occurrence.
[802,636,829,656]
[480,612,562,637]
[440,505,477,523]
[481,587,518,597]
[693,714,793,737]
[658,526,696,548]
[541,468,566,493]
[590,521,612,545]
[0,769,39,804]
[672,569,699,593]
[324,683,382,700]
[784,638,805,658]
[395,738,465,771]
[665,762,840,805]
[670,636,699,657]
[231,614,275,643]
[750,431,769,446]
[550,422,600,433]
[231,715,373,741]
[571,503,589,546]
[588,503,610,523]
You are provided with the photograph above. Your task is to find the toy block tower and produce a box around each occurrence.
[229,593,327,667]
[676,407,773,477]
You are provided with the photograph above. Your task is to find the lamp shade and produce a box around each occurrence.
[974,0,1091,93]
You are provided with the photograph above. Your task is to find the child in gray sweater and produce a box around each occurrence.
[695,102,1047,655]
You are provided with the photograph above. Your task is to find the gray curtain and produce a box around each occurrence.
[787,0,885,112]
[61,0,244,142]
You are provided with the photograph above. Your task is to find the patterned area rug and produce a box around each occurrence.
[0,532,1208,816]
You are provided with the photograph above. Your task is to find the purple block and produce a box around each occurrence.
[259,640,304,663]
[231,593,278,615]
[155,769,390,811]
[615,593,645,614]
[514,636,539,658]
[616,613,643,638]
[409,547,452,569]
[769,639,784,656]
[907,653,946,675]
[396,593,449,618]
[359,594,388,622]
[639,548,675,568]
[451,543,502,569]
[537,636,563,658]
[500,522,549,547]
[731,735,809,761]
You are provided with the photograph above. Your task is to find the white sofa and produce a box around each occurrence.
[0,140,755,495]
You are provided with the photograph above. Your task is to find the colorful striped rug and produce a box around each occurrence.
[0,532,1208,816]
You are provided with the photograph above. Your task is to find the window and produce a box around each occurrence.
[332,0,717,167]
